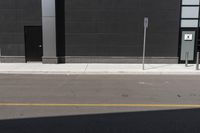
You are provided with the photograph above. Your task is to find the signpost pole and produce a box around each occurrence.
[0,48,1,63]
[185,52,189,67]
[196,52,199,70]
[142,17,148,70]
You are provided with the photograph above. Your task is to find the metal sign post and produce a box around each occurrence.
[142,17,148,70]
[185,52,189,67]
[196,52,199,70]
[0,48,1,63]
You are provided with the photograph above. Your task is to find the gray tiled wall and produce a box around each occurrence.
[0,0,181,63]
[65,0,181,57]
[0,0,42,56]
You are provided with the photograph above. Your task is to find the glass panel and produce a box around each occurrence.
[181,20,198,27]
[182,7,199,18]
[182,0,200,5]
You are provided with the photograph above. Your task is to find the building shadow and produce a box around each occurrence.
[56,0,66,63]
[0,108,200,133]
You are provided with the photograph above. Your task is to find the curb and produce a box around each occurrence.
[0,71,200,75]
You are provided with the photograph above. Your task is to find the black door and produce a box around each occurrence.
[25,26,43,61]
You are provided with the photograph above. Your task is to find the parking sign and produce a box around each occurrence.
[144,17,148,28]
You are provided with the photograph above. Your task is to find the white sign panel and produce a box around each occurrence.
[144,17,148,28]
[184,34,193,41]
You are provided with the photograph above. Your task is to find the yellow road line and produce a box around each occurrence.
[0,103,200,108]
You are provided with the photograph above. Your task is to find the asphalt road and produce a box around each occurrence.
[0,74,200,133]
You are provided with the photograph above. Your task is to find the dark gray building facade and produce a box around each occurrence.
[0,0,197,64]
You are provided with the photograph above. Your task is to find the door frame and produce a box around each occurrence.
[178,28,198,63]
[24,26,43,62]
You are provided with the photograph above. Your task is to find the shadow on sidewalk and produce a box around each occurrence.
[143,64,171,70]
[0,108,200,133]
[144,64,189,70]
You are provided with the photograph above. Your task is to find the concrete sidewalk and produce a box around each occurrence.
[0,63,200,75]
